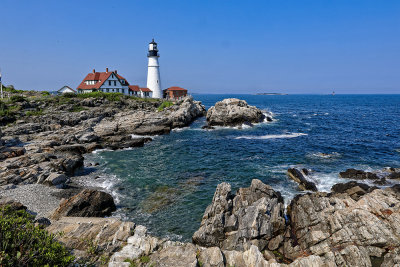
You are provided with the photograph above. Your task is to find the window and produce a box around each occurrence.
[114,81,116,86]
[109,81,111,86]
[116,89,119,93]
[122,89,125,93]
[106,88,109,92]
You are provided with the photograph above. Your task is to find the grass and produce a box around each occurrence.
[25,109,43,116]
[157,101,174,111]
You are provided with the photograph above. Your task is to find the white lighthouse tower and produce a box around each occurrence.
[146,39,162,99]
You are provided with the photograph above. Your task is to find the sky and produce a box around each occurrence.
[0,0,399,94]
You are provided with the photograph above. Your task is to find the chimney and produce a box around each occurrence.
[106,68,108,73]
[92,69,95,73]
[115,70,117,74]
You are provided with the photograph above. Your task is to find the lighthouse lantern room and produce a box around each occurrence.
[146,39,162,98]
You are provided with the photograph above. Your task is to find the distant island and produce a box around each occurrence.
[255,93,288,95]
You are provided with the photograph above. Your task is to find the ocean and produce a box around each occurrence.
[84,94,400,241]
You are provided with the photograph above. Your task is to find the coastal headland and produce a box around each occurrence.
[1,89,400,266]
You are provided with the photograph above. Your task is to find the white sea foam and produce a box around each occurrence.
[307,152,341,160]
[172,127,190,132]
[131,134,157,139]
[235,132,308,140]
[92,148,113,154]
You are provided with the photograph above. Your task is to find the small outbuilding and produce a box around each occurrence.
[163,86,188,100]
[58,86,76,94]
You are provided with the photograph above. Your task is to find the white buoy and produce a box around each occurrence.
[146,39,162,98]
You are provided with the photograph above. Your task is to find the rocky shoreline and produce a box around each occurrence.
[1,93,400,266]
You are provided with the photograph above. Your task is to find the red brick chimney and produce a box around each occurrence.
[106,68,109,73]
[93,69,95,73]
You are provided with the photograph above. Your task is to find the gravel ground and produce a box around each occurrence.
[0,184,67,218]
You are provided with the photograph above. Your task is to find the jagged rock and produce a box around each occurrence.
[51,189,116,219]
[283,187,400,266]
[198,247,225,267]
[109,225,163,266]
[206,98,266,127]
[339,168,379,180]
[146,243,198,267]
[192,179,286,251]
[287,168,318,191]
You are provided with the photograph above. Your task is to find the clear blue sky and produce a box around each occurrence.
[1,0,399,94]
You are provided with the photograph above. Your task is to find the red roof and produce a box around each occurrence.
[77,70,129,90]
[165,86,187,91]
[140,87,152,92]
[129,85,140,92]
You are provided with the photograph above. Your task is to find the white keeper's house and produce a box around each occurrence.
[76,68,153,98]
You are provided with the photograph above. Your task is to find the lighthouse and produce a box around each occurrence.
[146,39,162,99]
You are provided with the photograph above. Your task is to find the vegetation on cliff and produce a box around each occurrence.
[0,206,74,266]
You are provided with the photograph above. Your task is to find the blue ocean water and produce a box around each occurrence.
[85,94,400,241]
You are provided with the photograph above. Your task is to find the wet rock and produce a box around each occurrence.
[339,168,379,180]
[141,185,181,213]
[206,98,266,127]
[202,125,215,130]
[287,168,318,191]
[51,189,116,220]
[331,181,376,200]
[192,179,286,251]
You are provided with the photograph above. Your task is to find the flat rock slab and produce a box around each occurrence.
[47,216,134,256]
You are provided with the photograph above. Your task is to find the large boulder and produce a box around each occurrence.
[206,98,266,127]
[287,168,318,191]
[192,179,286,251]
[51,189,116,220]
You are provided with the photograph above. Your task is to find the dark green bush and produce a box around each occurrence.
[41,91,50,96]
[0,206,74,266]
[10,95,26,103]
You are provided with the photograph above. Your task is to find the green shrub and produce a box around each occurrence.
[140,255,150,263]
[157,101,174,111]
[10,95,26,103]
[0,206,74,266]
[25,109,43,116]
[61,92,77,98]
[41,91,50,96]
[71,105,86,112]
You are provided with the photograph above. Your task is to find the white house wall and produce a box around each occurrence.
[98,73,130,95]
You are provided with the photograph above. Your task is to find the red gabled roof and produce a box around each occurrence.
[140,87,152,92]
[165,86,187,91]
[129,85,140,92]
[77,70,128,90]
